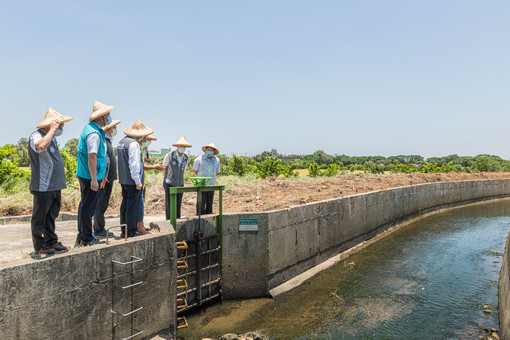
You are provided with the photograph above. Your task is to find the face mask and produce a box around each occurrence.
[105,115,112,125]
[54,129,63,137]
[110,128,117,137]
[206,151,214,157]
[178,147,186,154]
[142,140,151,148]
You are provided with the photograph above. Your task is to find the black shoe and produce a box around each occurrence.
[36,245,56,254]
[94,230,114,237]
[81,237,100,246]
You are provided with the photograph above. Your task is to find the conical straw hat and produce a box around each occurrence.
[202,142,219,155]
[89,101,115,122]
[124,120,154,138]
[102,120,121,132]
[147,135,157,141]
[172,136,192,148]
[37,108,74,129]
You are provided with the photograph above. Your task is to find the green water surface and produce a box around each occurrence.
[179,199,510,339]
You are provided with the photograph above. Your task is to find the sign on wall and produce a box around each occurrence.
[239,218,258,232]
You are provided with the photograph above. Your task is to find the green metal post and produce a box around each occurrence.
[218,187,223,278]
[170,189,177,230]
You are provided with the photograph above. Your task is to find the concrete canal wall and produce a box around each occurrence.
[0,227,177,340]
[500,231,510,340]
[2,179,510,339]
[221,179,510,298]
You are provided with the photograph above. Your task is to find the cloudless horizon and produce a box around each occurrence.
[1,1,509,159]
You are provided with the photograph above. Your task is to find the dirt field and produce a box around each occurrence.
[148,172,510,217]
[4,172,510,218]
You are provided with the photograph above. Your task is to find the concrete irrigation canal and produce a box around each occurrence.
[3,179,510,339]
[181,199,509,339]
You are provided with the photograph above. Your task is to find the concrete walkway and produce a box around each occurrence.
[0,214,166,264]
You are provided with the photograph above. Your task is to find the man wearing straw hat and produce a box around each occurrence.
[92,119,121,237]
[162,136,192,220]
[137,134,162,232]
[28,108,73,254]
[75,101,115,246]
[117,120,154,237]
[192,143,221,215]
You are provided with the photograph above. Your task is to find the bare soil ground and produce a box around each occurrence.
[147,172,510,217]
[3,172,510,218]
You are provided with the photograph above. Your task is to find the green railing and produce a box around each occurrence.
[168,185,225,231]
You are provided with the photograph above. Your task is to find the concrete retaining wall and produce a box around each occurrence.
[221,179,510,298]
[0,224,176,340]
[3,179,510,339]
[500,231,510,340]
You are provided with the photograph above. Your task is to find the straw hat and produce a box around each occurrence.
[102,120,121,132]
[37,108,74,129]
[147,135,157,141]
[172,136,192,148]
[202,142,219,155]
[89,101,115,122]
[124,120,154,138]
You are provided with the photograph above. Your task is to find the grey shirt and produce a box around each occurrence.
[28,129,67,192]
[163,150,188,186]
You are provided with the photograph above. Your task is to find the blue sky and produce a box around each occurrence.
[1,1,509,158]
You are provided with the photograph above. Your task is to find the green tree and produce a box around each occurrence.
[12,138,30,167]
[60,148,77,184]
[0,144,26,184]
[230,154,247,176]
[64,138,79,159]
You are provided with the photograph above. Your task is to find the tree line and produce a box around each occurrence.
[2,138,510,192]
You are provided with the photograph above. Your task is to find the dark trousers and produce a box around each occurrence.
[77,177,101,243]
[93,180,113,234]
[31,190,61,251]
[164,182,183,220]
[196,191,214,215]
[120,184,141,237]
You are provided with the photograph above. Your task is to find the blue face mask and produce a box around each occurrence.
[206,151,214,157]
[54,129,63,137]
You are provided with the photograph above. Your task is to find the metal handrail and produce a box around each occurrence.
[106,224,128,244]
[112,256,143,265]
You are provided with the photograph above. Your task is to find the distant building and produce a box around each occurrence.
[279,157,300,162]
[149,150,162,157]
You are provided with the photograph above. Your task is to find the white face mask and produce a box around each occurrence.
[178,147,186,154]
[54,129,63,137]
[110,128,117,137]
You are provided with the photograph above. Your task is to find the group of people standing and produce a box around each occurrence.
[28,101,221,255]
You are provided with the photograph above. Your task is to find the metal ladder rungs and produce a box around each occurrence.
[121,329,143,340]
[177,316,188,329]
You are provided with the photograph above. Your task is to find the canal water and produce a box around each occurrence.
[178,199,510,339]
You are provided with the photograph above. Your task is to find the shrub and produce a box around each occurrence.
[363,161,385,174]
[324,163,339,177]
[308,162,326,177]
[0,144,27,185]
[253,157,281,179]
[60,148,77,184]
[279,163,299,178]
[230,154,247,176]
